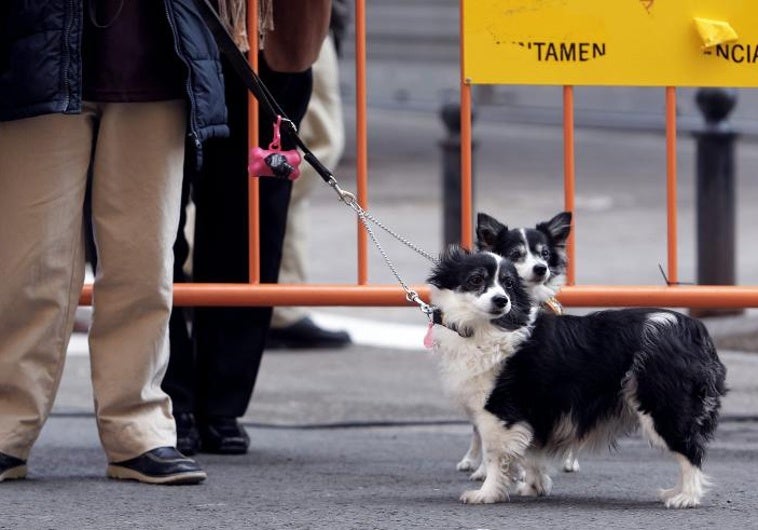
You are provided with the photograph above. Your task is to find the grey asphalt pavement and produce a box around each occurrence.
[4,344,758,530]
[3,415,757,530]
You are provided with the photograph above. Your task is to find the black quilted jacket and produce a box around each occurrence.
[0,0,229,156]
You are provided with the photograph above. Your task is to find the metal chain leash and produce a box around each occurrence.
[355,203,439,265]
[328,179,439,264]
[327,178,437,318]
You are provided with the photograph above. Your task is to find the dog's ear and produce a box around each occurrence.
[476,212,507,251]
[440,244,469,263]
[537,211,572,245]
[428,245,470,287]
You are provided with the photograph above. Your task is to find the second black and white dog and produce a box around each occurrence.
[427,247,727,508]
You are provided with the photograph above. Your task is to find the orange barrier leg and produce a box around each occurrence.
[563,86,576,286]
[247,1,260,283]
[665,86,678,284]
[355,0,369,284]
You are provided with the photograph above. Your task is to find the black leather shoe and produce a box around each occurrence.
[175,412,200,456]
[267,317,352,349]
[199,417,250,455]
[107,446,206,485]
[0,452,27,482]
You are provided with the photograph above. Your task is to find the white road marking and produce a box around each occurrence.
[67,311,429,357]
[66,307,758,358]
[311,312,428,351]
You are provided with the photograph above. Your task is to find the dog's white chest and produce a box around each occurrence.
[431,326,510,415]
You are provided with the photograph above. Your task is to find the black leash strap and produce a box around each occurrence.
[193,0,335,184]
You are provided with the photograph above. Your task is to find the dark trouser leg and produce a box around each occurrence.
[163,174,195,413]
[185,56,312,419]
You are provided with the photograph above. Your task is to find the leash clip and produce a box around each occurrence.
[406,290,435,321]
[328,177,357,205]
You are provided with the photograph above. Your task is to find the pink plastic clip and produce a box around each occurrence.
[248,116,301,180]
[423,322,435,349]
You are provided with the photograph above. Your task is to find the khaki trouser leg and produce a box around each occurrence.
[0,112,91,460]
[88,101,185,462]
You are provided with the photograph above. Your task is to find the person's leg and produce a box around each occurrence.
[87,100,185,463]
[0,111,92,463]
[190,56,311,453]
[191,64,288,430]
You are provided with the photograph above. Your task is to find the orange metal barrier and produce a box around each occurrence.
[78,283,758,309]
[79,1,758,311]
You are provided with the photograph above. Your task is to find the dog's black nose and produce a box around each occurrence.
[492,295,509,309]
[533,264,547,277]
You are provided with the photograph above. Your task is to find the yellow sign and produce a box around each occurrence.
[463,0,758,87]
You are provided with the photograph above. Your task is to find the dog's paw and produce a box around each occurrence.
[515,481,538,497]
[469,463,487,481]
[456,457,478,472]
[459,488,507,504]
[516,473,553,497]
[660,488,701,509]
[562,456,580,473]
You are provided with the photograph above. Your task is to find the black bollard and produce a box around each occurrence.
[691,88,742,318]
[439,101,476,247]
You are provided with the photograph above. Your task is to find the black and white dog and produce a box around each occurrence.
[427,247,727,508]
[455,211,577,478]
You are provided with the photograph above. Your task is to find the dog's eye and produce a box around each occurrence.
[509,250,524,261]
[541,248,550,259]
[467,273,484,287]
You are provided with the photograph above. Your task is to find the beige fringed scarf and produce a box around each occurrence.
[217,0,274,52]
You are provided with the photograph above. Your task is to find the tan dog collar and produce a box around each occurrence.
[542,297,564,315]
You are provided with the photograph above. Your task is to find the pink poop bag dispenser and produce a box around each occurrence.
[248,116,302,180]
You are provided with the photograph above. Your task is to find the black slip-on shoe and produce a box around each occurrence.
[267,317,352,349]
[107,446,206,485]
[175,412,201,456]
[0,452,27,482]
[199,417,250,455]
